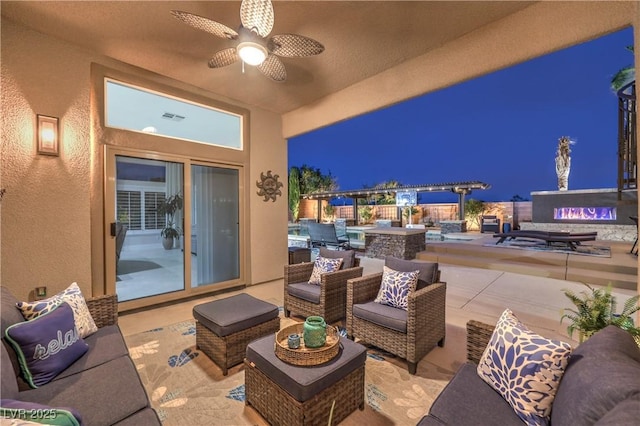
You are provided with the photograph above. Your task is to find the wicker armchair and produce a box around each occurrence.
[284,258,363,324]
[85,293,119,328]
[466,319,495,364]
[346,271,446,374]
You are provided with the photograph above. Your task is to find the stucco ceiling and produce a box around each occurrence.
[1,1,534,115]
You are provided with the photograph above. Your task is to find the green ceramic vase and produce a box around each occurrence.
[303,316,327,348]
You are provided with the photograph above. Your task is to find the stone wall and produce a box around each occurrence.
[365,231,426,260]
[519,222,636,242]
[440,221,467,234]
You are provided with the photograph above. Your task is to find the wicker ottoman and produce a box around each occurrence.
[193,293,280,376]
[245,333,367,425]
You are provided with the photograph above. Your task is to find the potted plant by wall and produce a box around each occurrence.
[561,283,640,344]
[157,193,183,250]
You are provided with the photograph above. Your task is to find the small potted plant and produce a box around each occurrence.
[561,283,640,344]
[157,193,183,250]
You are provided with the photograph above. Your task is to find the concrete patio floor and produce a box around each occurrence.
[119,258,639,373]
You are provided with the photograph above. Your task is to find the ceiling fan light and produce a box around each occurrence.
[237,41,268,66]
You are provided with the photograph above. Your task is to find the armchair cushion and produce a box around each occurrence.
[374,266,419,310]
[287,283,321,304]
[385,257,439,290]
[477,309,572,426]
[308,256,343,285]
[319,247,356,269]
[352,301,407,333]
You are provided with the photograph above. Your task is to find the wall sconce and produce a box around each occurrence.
[36,114,59,156]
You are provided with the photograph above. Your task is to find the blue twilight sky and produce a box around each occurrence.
[288,27,635,203]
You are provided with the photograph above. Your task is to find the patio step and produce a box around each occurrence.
[416,238,637,290]
[417,251,567,281]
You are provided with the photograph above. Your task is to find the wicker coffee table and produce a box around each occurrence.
[193,293,280,376]
[245,332,367,425]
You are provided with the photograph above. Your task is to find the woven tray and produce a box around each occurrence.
[274,323,340,366]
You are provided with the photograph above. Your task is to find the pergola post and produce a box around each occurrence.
[452,188,472,220]
[317,199,322,222]
[352,198,358,225]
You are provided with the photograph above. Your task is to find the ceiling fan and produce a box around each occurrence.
[171,0,324,82]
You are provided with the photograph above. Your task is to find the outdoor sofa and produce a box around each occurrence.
[1,286,160,425]
[418,321,640,425]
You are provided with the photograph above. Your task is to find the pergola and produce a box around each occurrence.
[302,181,491,224]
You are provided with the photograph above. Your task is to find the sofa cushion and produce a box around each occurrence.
[0,399,83,426]
[1,286,27,389]
[353,301,407,333]
[551,325,640,426]
[18,355,151,426]
[319,247,355,269]
[374,266,418,310]
[246,334,367,402]
[17,282,98,338]
[308,256,343,285]
[5,302,89,388]
[477,309,572,426]
[426,363,524,426]
[53,324,129,381]
[287,282,321,304]
[112,407,162,425]
[385,256,438,290]
[1,343,18,399]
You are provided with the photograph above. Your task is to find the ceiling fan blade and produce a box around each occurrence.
[257,54,286,82]
[171,10,238,40]
[269,34,325,57]
[208,48,239,68]
[240,0,274,38]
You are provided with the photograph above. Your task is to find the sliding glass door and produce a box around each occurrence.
[191,164,239,287]
[106,150,242,307]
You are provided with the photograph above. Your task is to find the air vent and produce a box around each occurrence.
[161,112,185,121]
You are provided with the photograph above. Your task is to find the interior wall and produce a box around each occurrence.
[282,1,638,138]
[0,17,287,301]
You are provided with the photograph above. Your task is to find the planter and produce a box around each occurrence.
[162,237,174,250]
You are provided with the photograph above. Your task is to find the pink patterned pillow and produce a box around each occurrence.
[308,256,343,285]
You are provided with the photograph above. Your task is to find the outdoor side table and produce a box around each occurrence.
[288,247,311,264]
[245,332,367,425]
[193,293,280,375]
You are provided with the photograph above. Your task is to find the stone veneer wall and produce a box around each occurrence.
[365,232,426,260]
[440,221,467,234]
[519,222,637,242]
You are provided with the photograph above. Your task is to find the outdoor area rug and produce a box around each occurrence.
[484,239,611,257]
[124,317,452,425]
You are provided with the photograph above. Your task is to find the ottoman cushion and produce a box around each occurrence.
[193,294,278,337]
[246,333,367,402]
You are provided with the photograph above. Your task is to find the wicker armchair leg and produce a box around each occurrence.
[284,308,290,317]
[408,362,417,375]
[438,337,445,347]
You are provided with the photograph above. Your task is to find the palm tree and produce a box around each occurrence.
[611,45,635,93]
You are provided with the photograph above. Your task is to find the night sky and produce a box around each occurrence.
[288,27,635,203]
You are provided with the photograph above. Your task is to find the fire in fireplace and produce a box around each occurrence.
[553,207,617,221]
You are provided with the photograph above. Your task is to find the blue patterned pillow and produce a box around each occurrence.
[477,309,573,426]
[373,266,419,310]
[17,282,98,338]
[5,302,89,388]
[308,256,343,285]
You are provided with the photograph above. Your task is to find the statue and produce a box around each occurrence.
[555,136,574,191]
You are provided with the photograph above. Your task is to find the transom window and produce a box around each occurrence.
[105,79,242,149]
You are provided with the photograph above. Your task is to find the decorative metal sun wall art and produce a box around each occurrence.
[256,170,283,202]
